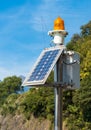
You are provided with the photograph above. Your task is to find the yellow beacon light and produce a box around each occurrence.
[48,16,67,45]
[54,17,65,30]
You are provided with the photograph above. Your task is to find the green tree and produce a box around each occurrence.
[0,75,22,108]
[66,20,91,129]
[80,21,91,37]
[3,76,22,93]
[71,33,81,43]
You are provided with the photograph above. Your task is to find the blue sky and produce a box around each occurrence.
[0,0,91,80]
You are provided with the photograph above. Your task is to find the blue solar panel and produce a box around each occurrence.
[22,47,64,86]
[28,50,59,82]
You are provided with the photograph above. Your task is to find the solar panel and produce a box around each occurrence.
[22,47,64,86]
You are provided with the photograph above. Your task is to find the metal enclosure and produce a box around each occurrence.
[63,51,80,89]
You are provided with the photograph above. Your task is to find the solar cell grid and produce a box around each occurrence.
[22,47,64,86]
[27,49,60,82]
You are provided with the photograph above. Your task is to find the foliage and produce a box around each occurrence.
[0,73,55,121]
[65,20,91,129]
[0,76,22,112]
[20,87,54,120]
[80,21,91,37]
[3,76,22,93]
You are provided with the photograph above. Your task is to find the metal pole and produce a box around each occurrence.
[54,57,63,130]
[54,87,63,130]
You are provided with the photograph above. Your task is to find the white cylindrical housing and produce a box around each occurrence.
[48,30,68,45]
[53,33,64,44]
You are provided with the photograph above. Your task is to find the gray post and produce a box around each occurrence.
[54,57,63,130]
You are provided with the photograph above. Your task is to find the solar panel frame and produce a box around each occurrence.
[22,46,64,86]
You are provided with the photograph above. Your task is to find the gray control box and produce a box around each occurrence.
[63,51,80,89]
